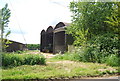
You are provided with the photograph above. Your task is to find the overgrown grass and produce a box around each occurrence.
[2,60,118,79]
[2,53,46,67]
[52,52,81,61]
[105,54,119,66]
[53,51,119,67]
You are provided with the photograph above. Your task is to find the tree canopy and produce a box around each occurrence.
[66,2,119,63]
[67,2,119,46]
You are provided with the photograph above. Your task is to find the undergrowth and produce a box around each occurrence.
[53,50,119,67]
[2,53,46,67]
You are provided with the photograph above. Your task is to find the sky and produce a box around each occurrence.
[1,0,119,44]
[0,0,73,44]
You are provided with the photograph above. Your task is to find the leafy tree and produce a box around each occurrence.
[67,2,116,46]
[66,2,119,63]
[104,2,120,57]
[0,4,11,52]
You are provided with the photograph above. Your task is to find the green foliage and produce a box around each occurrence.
[80,33,119,63]
[105,54,119,66]
[67,2,118,46]
[0,4,11,52]
[1,4,11,28]
[15,50,24,54]
[104,2,120,33]
[23,54,45,65]
[54,33,119,66]
[72,28,89,46]
[27,44,40,50]
[66,1,119,66]
[2,53,46,67]
[53,52,82,62]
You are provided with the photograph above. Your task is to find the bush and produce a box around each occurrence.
[24,54,45,65]
[105,54,119,66]
[2,54,24,67]
[27,44,40,50]
[76,33,119,64]
[2,54,46,67]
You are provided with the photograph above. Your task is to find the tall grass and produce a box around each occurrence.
[53,52,81,62]
[2,54,46,67]
[105,54,119,66]
[53,48,119,67]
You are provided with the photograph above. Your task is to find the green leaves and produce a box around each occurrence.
[74,28,89,46]
[27,44,40,50]
[104,2,119,33]
[2,54,46,67]
[66,2,119,65]
[5,30,11,37]
[68,2,119,46]
[1,4,11,28]
[0,3,11,52]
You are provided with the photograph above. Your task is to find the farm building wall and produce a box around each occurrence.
[53,31,66,54]
[5,40,26,52]
[40,22,74,54]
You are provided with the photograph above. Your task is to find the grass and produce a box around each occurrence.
[2,59,118,79]
[52,52,120,67]
[2,50,119,79]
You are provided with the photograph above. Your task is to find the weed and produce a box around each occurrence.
[2,54,46,67]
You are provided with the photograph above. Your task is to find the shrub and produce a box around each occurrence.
[27,44,40,50]
[77,33,119,64]
[2,54,46,67]
[2,54,24,67]
[24,54,45,65]
[105,54,119,66]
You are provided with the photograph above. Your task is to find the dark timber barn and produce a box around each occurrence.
[5,40,27,52]
[40,26,54,53]
[40,22,74,54]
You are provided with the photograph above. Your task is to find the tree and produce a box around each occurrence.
[0,4,11,52]
[104,2,120,57]
[67,2,117,46]
[104,2,119,33]
[66,2,119,63]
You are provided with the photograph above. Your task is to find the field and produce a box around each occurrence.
[1,50,119,79]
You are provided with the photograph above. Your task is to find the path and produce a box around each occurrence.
[27,50,56,58]
[41,52,56,58]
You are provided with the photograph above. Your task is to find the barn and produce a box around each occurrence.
[5,40,27,52]
[40,22,74,54]
[40,26,54,53]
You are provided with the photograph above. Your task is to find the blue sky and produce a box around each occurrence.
[0,0,73,44]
